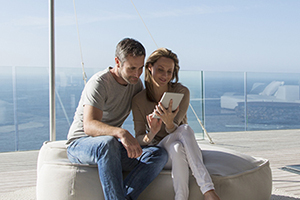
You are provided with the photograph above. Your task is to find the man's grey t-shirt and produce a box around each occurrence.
[66,67,143,145]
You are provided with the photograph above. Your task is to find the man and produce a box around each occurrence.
[66,38,168,200]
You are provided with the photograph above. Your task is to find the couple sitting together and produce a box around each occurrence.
[66,38,220,200]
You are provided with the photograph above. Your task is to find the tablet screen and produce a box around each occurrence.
[153,92,184,118]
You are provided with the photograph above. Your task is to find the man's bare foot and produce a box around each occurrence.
[203,189,220,200]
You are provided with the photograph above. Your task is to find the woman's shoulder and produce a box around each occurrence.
[171,83,190,94]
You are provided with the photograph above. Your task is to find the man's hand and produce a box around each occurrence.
[119,129,142,158]
[83,105,142,158]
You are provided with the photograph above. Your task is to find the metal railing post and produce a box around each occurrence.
[244,72,248,131]
[49,0,56,141]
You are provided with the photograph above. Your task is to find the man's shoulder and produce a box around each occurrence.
[128,78,143,94]
[135,78,144,89]
[92,67,111,80]
[86,67,114,88]
[133,89,146,101]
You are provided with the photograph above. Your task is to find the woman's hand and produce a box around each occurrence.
[154,99,179,129]
[140,114,162,145]
[146,113,162,135]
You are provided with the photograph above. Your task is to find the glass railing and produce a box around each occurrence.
[199,71,300,132]
[1,66,300,152]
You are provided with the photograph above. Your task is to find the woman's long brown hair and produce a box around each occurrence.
[144,48,180,102]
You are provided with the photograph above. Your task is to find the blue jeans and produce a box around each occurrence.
[67,136,168,200]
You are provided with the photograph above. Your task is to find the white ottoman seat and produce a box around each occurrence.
[36,140,272,200]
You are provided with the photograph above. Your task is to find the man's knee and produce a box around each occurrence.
[98,136,118,146]
[95,136,120,158]
[142,146,168,164]
[155,146,168,161]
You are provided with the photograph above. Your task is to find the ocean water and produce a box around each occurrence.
[1,67,300,152]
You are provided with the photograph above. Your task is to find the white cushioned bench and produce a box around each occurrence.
[36,140,272,200]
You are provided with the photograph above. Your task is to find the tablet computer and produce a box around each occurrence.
[153,92,184,118]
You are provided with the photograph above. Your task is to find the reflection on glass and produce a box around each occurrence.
[220,72,300,130]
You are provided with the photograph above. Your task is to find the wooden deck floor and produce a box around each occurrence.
[0,129,299,199]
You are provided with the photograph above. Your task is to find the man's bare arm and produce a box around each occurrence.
[83,104,142,158]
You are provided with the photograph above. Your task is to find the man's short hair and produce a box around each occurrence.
[115,38,146,65]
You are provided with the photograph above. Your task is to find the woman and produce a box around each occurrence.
[132,48,220,200]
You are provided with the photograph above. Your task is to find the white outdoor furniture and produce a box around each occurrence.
[36,140,272,200]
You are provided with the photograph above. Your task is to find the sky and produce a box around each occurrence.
[1,0,300,73]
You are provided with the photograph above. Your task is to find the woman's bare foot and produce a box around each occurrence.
[203,189,220,200]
